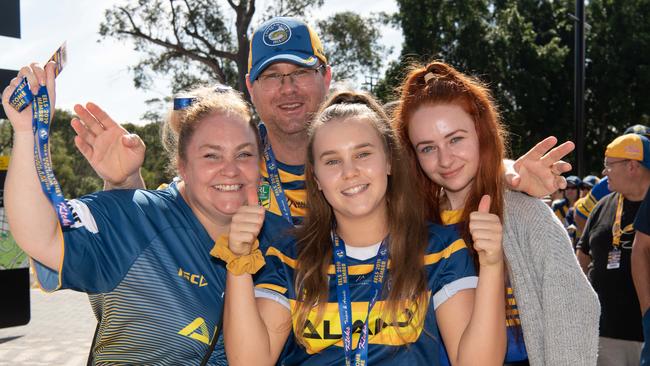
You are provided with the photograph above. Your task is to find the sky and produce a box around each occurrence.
[0,0,402,125]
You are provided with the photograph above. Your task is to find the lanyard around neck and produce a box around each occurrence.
[332,232,389,366]
[612,194,634,247]
[259,123,294,225]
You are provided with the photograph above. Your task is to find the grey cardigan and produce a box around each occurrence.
[502,190,600,366]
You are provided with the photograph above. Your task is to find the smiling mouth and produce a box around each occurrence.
[440,166,463,179]
[278,102,303,111]
[213,184,243,192]
[341,184,369,196]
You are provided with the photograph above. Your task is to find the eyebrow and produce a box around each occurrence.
[414,128,468,148]
[319,142,374,159]
[199,142,255,151]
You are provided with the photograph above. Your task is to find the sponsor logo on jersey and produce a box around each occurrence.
[178,268,208,287]
[259,183,271,209]
[290,299,427,354]
[288,198,307,209]
[178,317,212,345]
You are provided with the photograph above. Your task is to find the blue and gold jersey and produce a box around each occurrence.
[551,199,570,224]
[254,223,477,365]
[259,158,306,226]
[440,209,528,363]
[33,182,292,365]
[575,177,610,220]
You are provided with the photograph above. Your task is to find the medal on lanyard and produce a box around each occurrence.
[608,194,628,270]
[259,123,294,225]
[332,232,389,366]
[9,42,67,112]
[9,43,75,227]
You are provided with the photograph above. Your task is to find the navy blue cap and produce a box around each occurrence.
[248,17,327,82]
[581,175,599,188]
[565,175,582,187]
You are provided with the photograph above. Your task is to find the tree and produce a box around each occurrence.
[377,1,580,162]
[584,0,650,171]
[380,0,650,175]
[99,0,387,104]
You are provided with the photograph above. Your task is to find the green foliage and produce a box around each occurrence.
[378,0,574,158]
[585,0,650,171]
[317,12,389,80]
[379,0,650,175]
[0,109,173,198]
[99,0,385,107]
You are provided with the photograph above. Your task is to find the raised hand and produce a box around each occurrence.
[71,102,146,187]
[228,185,265,256]
[506,136,575,198]
[1,62,56,133]
[469,195,504,267]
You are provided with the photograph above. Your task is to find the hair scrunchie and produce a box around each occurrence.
[210,235,266,275]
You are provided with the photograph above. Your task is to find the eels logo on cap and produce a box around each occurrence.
[263,22,292,46]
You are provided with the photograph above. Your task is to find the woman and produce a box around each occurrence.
[219,91,507,365]
[2,62,291,365]
[394,61,600,365]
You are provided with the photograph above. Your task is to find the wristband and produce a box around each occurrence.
[210,234,265,275]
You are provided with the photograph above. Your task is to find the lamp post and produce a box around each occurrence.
[574,0,586,178]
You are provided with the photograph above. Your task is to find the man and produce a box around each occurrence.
[71,17,574,218]
[575,125,650,223]
[577,133,650,365]
[632,185,650,366]
[245,17,330,225]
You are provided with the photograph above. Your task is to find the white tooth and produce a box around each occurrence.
[214,184,242,191]
[343,184,367,195]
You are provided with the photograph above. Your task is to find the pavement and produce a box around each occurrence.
[0,289,96,366]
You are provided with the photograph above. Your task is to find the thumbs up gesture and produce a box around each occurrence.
[228,185,265,256]
[469,195,504,267]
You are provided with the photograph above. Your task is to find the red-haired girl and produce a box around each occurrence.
[394,61,600,366]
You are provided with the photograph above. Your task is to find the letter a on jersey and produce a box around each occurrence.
[178,317,211,345]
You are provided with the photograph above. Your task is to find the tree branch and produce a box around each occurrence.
[169,0,182,45]
[118,5,233,82]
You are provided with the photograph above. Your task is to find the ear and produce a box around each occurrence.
[322,65,333,91]
[629,160,642,174]
[177,157,186,181]
[245,75,255,100]
[313,169,323,191]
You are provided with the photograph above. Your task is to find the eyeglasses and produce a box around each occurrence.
[603,159,629,171]
[256,65,325,91]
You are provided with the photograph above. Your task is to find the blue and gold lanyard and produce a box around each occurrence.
[612,194,634,248]
[259,123,293,225]
[8,44,74,227]
[332,232,388,366]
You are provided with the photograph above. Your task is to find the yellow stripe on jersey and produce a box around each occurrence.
[423,239,467,265]
[266,246,385,275]
[266,239,466,275]
[256,283,288,295]
[259,160,304,182]
[289,296,428,354]
[506,318,522,326]
[258,160,307,220]
[266,246,298,268]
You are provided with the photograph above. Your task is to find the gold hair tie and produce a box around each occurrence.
[424,72,435,83]
[210,234,266,275]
